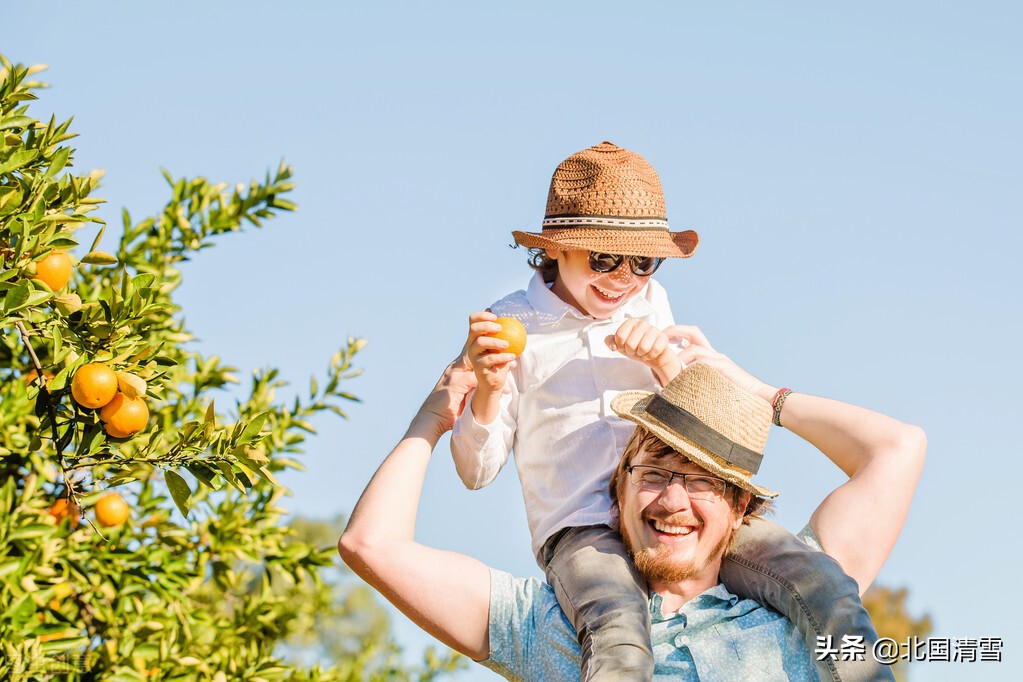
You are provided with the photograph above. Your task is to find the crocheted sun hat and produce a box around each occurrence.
[612,362,779,498]
[512,141,699,258]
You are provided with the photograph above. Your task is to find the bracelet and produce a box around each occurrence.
[771,388,792,427]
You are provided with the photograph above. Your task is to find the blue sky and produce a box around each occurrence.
[6,2,1021,679]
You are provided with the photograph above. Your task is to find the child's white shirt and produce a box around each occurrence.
[451,272,676,560]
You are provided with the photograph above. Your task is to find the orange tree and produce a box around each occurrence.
[0,57,462,681]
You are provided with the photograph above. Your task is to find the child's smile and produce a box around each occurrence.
[548,250,651,320]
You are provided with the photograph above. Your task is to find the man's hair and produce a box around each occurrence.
[523,247,559,283]
[608,425,773,534]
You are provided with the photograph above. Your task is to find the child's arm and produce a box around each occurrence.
[450,311,518,489]
[465,310,517,425]
[605,319,687,387]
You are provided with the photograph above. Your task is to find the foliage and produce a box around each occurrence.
[863,585,933,681]
[281,517,466,681]
[0,56,463,681]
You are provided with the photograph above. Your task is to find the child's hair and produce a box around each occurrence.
[523,246,559,284]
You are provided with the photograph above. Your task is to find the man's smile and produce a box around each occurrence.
[652,519,696,536]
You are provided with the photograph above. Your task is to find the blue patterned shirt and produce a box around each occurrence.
[482,534,821,681]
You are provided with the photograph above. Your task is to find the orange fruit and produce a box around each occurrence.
[33,251,73,291]
[71,363,119,409]
[489,317,527,356]
[24,368,55,390]
[99,392,149,438]
[95,492,130,527]
[49,498,80,529]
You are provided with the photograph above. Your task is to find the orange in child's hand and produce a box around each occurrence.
[489,317,527,356]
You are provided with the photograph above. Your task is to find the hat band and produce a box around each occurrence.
[542,214,670,231]
[644,394,764,474]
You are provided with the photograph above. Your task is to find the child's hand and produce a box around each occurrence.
[464,311,517,423]
[669,325,772,400]
[605,319,683,387]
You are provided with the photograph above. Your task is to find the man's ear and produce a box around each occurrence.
[732,491,751,529]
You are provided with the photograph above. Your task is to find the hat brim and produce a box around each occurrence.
[512,227,698,258]
[612,390,779,498]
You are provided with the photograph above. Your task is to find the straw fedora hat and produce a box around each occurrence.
[611,362,779,498]
[512,141,699,258]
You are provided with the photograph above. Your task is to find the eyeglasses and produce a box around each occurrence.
[588,252,664,277]
[626,464,729,500]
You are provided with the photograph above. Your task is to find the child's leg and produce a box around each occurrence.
[541,525,653,681]
[721,517,895,682]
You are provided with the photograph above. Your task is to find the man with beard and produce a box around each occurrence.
[339,335,925,680]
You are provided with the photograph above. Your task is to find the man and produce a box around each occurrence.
[338,334,925,680]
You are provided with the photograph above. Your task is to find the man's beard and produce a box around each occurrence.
[629,525,736,583]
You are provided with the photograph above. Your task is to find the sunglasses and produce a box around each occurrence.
[588,252,665,277]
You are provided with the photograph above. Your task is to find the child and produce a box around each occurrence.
[452,142,884,681]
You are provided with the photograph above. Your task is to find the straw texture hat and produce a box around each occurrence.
[612,362,779,498]
[512,141,699,258]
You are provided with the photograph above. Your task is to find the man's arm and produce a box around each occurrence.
[773,392,926,593]
[338,360,493,660]
[677,334,926,593]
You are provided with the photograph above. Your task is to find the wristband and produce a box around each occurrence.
[771,388,792,427]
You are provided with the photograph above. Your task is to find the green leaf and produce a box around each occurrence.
[90,219,107,251]
[164,470,192,518]
[256,466,282,487]
[215,461,246,493]
[0,148,39,174]
[2,280,30,313]
[80,249,118,265]
[9,524,54,540]
[0,559,23,579]
[0,115,35,130]
[186,462,222,490]
[237,412,268,445]
[51,324,63,358]
[45,145,71,177]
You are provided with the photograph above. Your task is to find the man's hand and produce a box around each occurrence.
[666,324,774,402]
[407,355,479,444]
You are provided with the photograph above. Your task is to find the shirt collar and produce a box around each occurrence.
[523,271,657,327]
[649,583,741,624]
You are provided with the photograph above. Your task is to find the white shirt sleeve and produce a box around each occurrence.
[449,371,519,490]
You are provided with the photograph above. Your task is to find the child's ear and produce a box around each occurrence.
[544,249,562,261]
